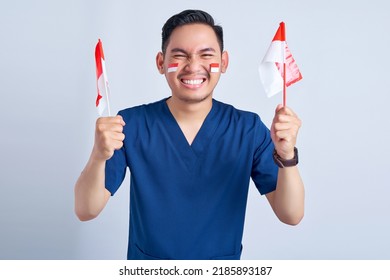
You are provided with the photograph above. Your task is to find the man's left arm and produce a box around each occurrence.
[266,104,305,225]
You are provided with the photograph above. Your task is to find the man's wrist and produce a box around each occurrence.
[273,147,299,168]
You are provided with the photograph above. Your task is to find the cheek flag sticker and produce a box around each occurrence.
[210,63,220,73]
[167,63,179,73]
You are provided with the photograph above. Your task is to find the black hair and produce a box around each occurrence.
[161,9,224,54]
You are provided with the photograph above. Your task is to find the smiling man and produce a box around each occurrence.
[75,10,304,260]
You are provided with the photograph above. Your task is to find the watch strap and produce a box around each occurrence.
[273,147,299,168]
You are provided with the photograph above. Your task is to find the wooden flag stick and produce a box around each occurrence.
[283,61,287,107]
[281,22,287,107]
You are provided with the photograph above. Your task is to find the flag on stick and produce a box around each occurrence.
[95,39,111,116]
[259,22,302,106]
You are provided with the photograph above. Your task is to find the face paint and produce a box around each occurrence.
[210,63,220,73]
[167,63,179,73]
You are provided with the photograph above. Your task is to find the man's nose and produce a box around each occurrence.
[184,54,204,72]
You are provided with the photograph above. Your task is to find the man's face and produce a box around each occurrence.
[157,23,228,104]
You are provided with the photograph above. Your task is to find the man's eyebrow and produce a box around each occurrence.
[170,48,188,54]
[170,47,217,54]
[199,47,216,53]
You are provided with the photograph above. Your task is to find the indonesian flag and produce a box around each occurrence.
[259,22,302,98]
[167,63,179,73]
[210,63,220,73]
[95,39,111,116]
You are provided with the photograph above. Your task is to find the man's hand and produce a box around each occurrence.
[92,115,126,161]
[271,104,301,160]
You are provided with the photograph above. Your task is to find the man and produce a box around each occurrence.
[75,10,304,260]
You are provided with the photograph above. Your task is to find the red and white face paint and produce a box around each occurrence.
[210,63,220,73]
[167,63,179,73]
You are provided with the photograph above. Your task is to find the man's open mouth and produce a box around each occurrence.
[180,78,206,85]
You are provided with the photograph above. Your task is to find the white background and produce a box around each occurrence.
[0,0,389,259]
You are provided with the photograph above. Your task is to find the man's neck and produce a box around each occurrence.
[166,95,213,124]
[166,95,213,145]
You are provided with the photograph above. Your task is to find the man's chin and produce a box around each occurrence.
[175,93,213,104]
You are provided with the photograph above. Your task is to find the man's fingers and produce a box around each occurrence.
[275,105,297,117]
[111,139,124,150]
[94,115,126,160]
[273,114,301,128]
[115,132,125,142]
[96,115,126,126]
[274,122,292,131]
[97,123,124,133]
[99,130,125,142]
[114,115,126,126]
[275,130,295,141]
[273,122,300,139]
[96,116,125,133]
[275,104,284,114]
[96,133,124,158]
[274,114,291,123]
[272,116,300,143]
[272,105,302,160]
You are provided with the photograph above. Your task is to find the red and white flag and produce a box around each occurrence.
[167,63,179,73]
[259,22,302,98]
[95,39,111,116]
[210,63,220,73]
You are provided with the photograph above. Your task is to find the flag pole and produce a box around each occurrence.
[100,39,111,117]
[281,22,287,107]
[283,58,286,107]
[105,81,112,116]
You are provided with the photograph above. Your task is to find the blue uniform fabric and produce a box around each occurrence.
[105,98,278,260]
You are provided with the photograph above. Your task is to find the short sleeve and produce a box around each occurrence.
[251,116,278,195]
[104,111,128,196]
[105,146,127,196]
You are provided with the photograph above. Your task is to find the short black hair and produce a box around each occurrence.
[161,10,224,54]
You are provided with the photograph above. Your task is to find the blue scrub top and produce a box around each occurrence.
[105,98,277,260]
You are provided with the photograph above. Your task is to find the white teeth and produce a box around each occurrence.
[182,79,203,85]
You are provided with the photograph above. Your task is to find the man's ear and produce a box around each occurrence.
[221,51,229,73]
[156,52,165,74]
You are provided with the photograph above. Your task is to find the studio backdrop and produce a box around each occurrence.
[0,0,389,259]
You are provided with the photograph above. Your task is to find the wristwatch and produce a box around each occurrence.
[273,147,299,168]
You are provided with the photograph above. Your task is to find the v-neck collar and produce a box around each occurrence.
[161,98,220,171]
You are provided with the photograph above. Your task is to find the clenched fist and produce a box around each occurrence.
[271,104,301,160]
[92,115,126,161]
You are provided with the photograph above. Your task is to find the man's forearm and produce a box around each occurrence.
[74,155,110,221]
[267,166,305,225]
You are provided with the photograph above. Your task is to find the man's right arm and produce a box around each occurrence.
[74,116,126,221]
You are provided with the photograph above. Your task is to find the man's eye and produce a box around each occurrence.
[202,54,214,58]
[173,54,187,58]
